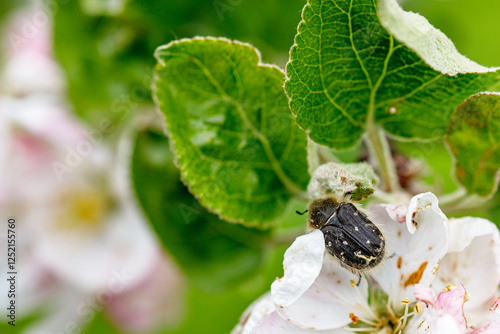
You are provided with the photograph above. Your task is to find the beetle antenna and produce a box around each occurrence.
[296,210,308,215]
[356,273,362,286]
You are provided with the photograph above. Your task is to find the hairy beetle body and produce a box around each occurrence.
[307,196,385,272]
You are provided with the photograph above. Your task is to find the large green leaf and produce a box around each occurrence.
[285,0,500,149]
[131,128,269,290]
[154,38,308,226]
[446,93,500,196]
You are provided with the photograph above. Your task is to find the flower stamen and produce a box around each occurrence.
[386,302,396,319]
[357,316,379,327]
[350,280,380,321]
[414,302,422,314]
[393,298,411,333]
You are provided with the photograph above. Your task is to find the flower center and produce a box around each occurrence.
[345,281,419,334]
[53,187,114,232]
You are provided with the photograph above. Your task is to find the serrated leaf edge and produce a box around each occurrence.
[152,36,308,227]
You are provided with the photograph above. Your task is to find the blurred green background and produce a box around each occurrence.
[2,0,500,333]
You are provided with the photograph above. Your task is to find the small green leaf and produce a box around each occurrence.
[154,37,309,226]
[285,0,500,150]
[446,93,500,196]
[131,129,269,290]
[308,162,377,200]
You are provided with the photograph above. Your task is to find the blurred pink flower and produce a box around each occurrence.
[0,6,185,333]
[1,7,65,95]
[107,251,185,332]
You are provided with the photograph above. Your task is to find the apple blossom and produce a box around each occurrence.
[235,193,500,334]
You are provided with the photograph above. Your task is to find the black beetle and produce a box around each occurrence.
[299,195,386,273]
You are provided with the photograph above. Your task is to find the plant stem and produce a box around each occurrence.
[318,144,341,164]
[307,138,321,176]
[364,124,400,193]
[438,188,467,208]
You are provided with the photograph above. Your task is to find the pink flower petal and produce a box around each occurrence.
[489,297,500,316]
[383,204,407,224]
[435,284,467,330]
[106,252,185,332]
[414,284,436,308]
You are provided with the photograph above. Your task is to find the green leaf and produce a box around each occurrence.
[52,0,307,126]
[446,93,500,196]
[154,37,309,226]
[131,128,269,290]
[403,0,500,68]
[285,0,500,150]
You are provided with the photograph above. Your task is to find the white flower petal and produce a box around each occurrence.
[34,206,157,292]
[434,217,500,320]
[28,147,158,292]
[433,314,464,334]
[371,193,448,307]
[447,217,500,253]
[470,320,500,334]
[1,9,65,96]
[271,230,325,308]
[406,312,464,334]
[22,287,89,334]
[278,263,370,330]
[406,192,447,234]
[250,311,351,334]
[232,293,276,334]
[405,314,430,333]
